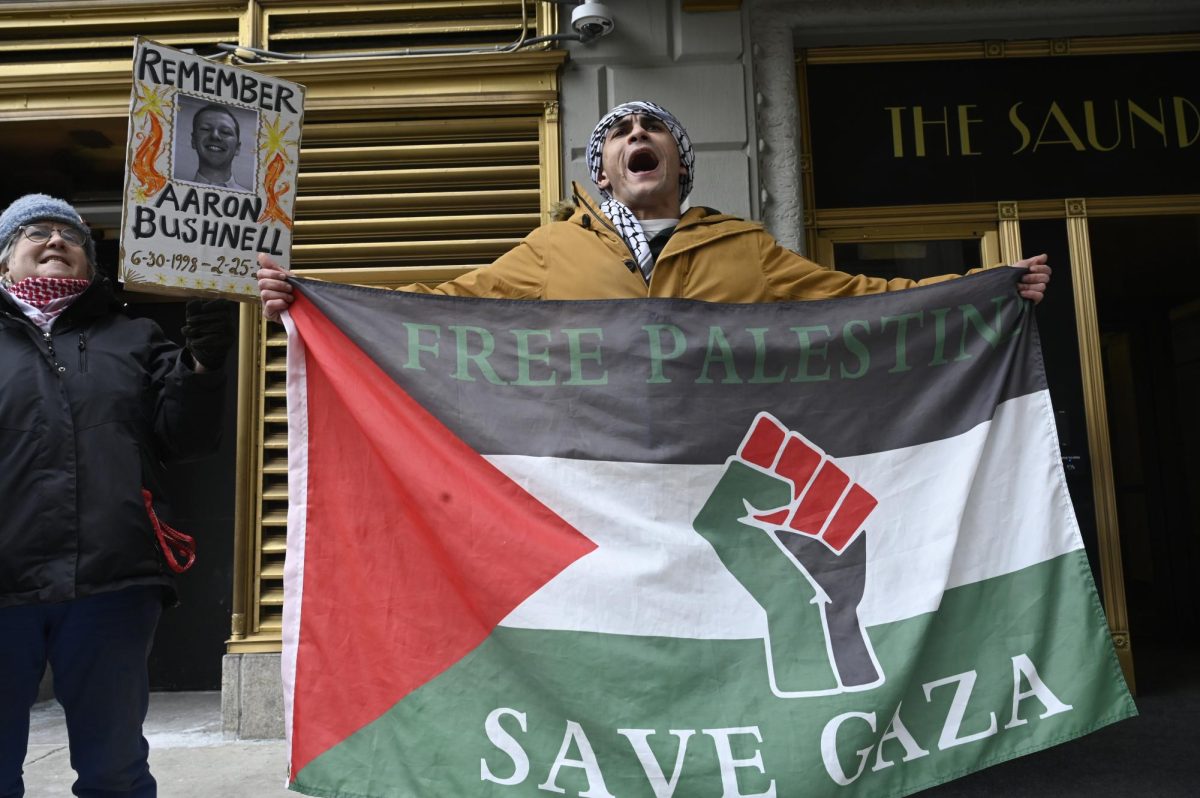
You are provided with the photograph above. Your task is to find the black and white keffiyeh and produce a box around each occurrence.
[599,197,653,279]
[585,100,695,279]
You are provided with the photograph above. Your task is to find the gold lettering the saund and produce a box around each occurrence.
[1009,97,1199,153]
[886,105,983,157]
[884,97,1199,157]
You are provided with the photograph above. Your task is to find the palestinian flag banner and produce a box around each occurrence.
[280,267,1134,798]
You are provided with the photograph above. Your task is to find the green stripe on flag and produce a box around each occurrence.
[293,550,1133,798]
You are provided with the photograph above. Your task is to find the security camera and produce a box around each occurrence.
[571,2,615,41]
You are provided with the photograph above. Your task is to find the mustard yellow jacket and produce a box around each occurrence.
[406,184,957,301]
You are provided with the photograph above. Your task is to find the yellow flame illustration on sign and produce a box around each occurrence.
[258,115,298,229]
[131,83,173,202]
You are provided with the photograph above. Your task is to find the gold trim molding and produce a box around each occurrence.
[1064,199,1136,691]
[0,49,566,121]
[803,32,1200,65]
[813,195,1200,229]
[997,202,1021,265]
[539,100,563,223]
[815,202,1004,228]
[229,303,261,644]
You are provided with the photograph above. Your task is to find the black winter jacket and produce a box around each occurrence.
[0,278,225,607]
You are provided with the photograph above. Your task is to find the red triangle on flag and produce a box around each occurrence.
[286,294,597,778]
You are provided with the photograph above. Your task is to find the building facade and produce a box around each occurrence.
[1,0,1196,737]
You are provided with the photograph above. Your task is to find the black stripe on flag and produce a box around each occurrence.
[291,267,1043,464]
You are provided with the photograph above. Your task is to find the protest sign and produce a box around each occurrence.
[119,38,305,300]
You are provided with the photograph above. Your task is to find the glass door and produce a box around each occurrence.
[1087,211,1200,690]
[817,210,1137,688]
[815,224,1000,275]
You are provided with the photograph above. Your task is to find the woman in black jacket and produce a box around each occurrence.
[0,194,233,798]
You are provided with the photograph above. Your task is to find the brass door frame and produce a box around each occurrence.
[1020,194,1200,688]
[815,201,1134,684]
[814,221,1001,270]
[810,194,1200,690]
[798,32,1200,691]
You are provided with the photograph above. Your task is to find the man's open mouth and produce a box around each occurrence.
[629,151,659,174]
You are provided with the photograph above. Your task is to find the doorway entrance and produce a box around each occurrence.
[1091,213,1200,688]
[797,27,1200,700]
[815,205,1200,689]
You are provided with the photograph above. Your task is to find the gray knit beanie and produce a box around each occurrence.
[0,193,97,267]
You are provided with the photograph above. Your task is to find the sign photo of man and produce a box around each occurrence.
[174,96,256,193]
[120,38,303,300]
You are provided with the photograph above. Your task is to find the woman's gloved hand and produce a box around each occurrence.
[182,299,236,370]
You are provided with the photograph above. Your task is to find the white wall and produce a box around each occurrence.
[556,1,756,219]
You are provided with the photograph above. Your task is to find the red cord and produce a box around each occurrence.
[141,488,196,574]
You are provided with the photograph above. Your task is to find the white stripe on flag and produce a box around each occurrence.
[281,311,311,758]
[494,388,1079,638]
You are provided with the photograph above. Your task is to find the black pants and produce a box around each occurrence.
[0,587,161,798]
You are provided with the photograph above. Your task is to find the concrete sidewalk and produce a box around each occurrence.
[23,692,291,797]
[20,650,1200,797]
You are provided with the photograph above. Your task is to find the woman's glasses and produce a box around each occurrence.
[19,224,87,247]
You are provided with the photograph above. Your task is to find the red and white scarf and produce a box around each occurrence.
[3,276,91,329]
[6,276,91,308]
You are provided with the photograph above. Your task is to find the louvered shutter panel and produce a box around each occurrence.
[263,1,539,56]
[250,108,548,639]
